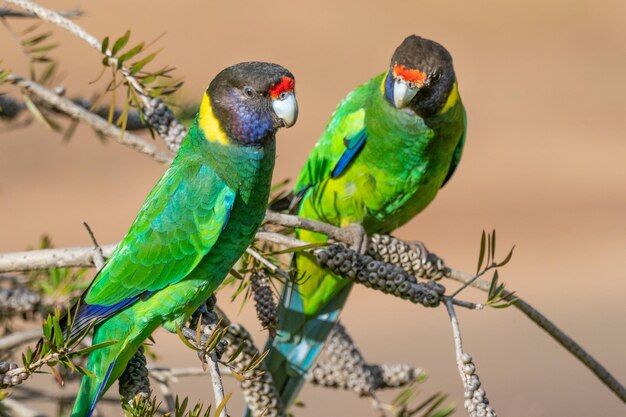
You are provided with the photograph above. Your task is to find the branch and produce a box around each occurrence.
[264,211,364,247]
[446,268,626,403]
[184,301,228,417]
[445,299,496,417]
[3,72,172,164]
[0,244,116,272]
[0,229,299,272]
[212,306,287,417]
[0,5,81,19]
[6,0,187,152]
[0,213,623,403]
[0,93,150,131]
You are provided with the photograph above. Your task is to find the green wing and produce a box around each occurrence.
[441,108,467,187]
[75,161,235,330]
[293,75,382,196]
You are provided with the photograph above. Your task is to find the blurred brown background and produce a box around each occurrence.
[1,0,625,416]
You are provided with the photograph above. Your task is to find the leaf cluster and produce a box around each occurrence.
[475,230,518,308]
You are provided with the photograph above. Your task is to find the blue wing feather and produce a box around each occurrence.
[330,129,367,178]
[86,359,116,417]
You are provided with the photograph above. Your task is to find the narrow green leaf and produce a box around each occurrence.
[69,340,117,358]
[130,51,158,75]
[225,342,245,364]
[491,229,497,261]
[497,245,515,267]
[247,350,269,371]
[75,364,96,378]
[101,36,109,53]
[492,270,499,288]
[488,270,499,298]
[111,30,131,55]
[477,230,486,274]
[486,231,492,266]
[22,94,52,130]
[269,242,328,256]
[107,71,117,125]
[42,317,52,341]
[139,74,157,84]
[22,32,53,47]
[29,43,59,53]
[214,392,232,417]
[117,42,144,68]
[52,311,63,347]
[175,323,199,351]
[40,62,57,84]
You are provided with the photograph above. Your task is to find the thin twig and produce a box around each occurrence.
[246,247,290,280]
[3,72,172,163]
[264,211,361,245]
[445,299,497,417]
[448,268,626,403]
[0,5,82,19]
[6,0,185,153]
[186,304,228,417]
[444,296,484,311]
[82,222,105,270]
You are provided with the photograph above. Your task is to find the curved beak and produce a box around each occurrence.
[272,92,298,128]
[393,77,418,109]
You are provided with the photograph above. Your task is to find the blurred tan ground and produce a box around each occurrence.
[1,0,625,416]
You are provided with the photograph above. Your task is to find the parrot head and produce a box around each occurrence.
[385,35,456,116]
[202,61,298,146]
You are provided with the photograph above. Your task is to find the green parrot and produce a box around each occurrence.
[264,35,466,409]
[63,62,298,417]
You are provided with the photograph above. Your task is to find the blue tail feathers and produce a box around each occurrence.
[264,282,351,409]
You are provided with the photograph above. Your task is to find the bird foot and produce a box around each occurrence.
[339,223,369,255]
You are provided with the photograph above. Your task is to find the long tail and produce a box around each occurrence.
[260,250,352,412]
[71,322,138,417]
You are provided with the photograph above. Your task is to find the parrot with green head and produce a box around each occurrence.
[62,61,298,417]
[263,35,466,410]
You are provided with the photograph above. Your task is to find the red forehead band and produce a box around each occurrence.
[393,64,427,86]
[269,76,295,99]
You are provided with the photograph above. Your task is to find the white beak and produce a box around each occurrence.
[272,92,298,128]
[393,77,418,109]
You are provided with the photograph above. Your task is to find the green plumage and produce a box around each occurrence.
[266,44,466,408]
[296,72,465,313]
[72,120,275,416]
[69,61,297,417]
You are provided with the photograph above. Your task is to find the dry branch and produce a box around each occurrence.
[3,73,172,163]
[6,0,187,152]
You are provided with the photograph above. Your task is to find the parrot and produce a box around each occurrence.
[263,35,467,410]
[63,61,299,417]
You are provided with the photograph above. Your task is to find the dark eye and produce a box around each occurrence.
[243,86,257,98]
[278,91,289,100]
[431,72,442,82]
